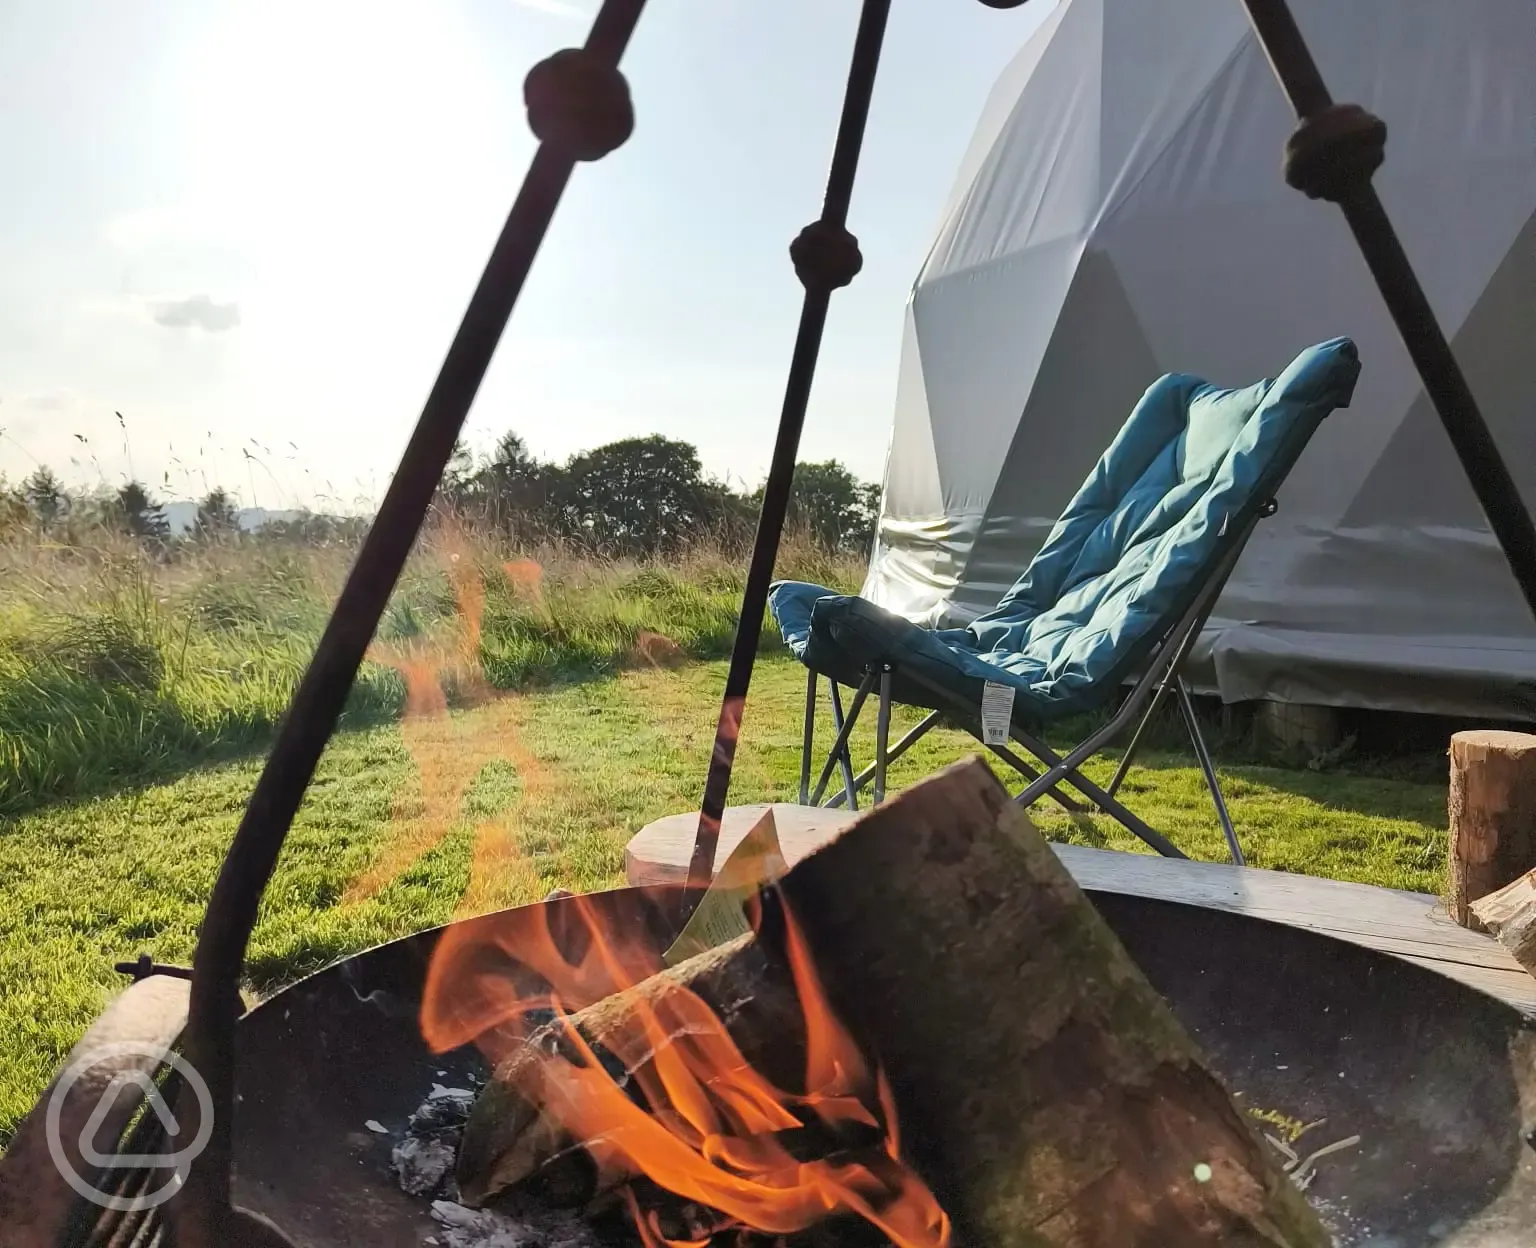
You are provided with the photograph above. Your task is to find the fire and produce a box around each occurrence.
[351,535,549,909]
[421,889,952,1248]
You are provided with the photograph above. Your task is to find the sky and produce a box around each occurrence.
[0,0,1052,512]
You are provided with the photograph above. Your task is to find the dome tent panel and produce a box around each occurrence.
[866,0,1536,718]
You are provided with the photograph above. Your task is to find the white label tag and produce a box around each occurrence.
[662,809,789,967]
[981,680,1015,746]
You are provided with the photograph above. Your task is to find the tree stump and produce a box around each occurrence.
[778,757,1329,1248]
[1448,730,1536,930]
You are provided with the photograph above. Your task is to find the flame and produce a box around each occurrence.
[502,557,546,609]
[421,890,952,1248]
[350,536,550,909]
[629,630,686,670]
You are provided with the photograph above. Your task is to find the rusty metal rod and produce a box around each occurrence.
[172,0,647,1233]
[686,0,894,894]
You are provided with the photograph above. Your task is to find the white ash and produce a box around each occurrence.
[394,1136,457,1197]
[389,1077,611,1247]
[430,1199,606,1248]
[387,1081,481,1202]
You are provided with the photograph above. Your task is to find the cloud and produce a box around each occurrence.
[150,294,242,333]
[12,389,79,412]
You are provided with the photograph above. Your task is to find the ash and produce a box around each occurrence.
[391,1082,477,1199]
[389,1079,610,1248]
[430,1199,605,1248]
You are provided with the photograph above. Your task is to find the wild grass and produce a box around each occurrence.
[0,522,863,815]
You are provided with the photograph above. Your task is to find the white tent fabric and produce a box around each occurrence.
[863,0,1536,720]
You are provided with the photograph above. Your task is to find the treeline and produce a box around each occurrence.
[1,432,881,558]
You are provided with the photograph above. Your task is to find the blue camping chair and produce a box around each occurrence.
[769,337,1362,863]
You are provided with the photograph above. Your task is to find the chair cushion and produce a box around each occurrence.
[769,337,1361,724]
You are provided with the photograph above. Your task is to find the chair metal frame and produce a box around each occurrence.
[793,502,1280,865]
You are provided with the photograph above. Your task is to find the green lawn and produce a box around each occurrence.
[0,654,1449,1142]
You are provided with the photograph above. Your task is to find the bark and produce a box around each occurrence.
[774,757,1331,1248]
[456,932,800,1206]
[1448,730,1536,929]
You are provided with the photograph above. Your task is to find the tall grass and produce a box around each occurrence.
[0,521,863,815]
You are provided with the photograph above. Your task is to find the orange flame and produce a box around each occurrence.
[421,891,952,1248]
[352,537,548,909]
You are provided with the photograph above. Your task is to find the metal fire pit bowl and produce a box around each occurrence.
[228,883,1536,1248]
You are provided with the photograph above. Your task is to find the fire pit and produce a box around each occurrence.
[227,868,1536,1247]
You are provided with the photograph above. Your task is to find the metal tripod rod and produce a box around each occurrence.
[686,0,894,894]
[173,2,647,1234]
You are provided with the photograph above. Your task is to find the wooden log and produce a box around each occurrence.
[1469,868,1536,978]
[1448,729,1536,929]
[456,932,801,1206]
[775,756,1330,1248]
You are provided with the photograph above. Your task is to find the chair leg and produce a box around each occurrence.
[798,668,817,805]
[812,673,873,808]
[829,681,861,811]
[984,743,1087,814]
[825,711,942,810]
[1009,726,1187,859]
[1106,676,1178,798]
[873,667,892,805]
[1176,679,1244,865]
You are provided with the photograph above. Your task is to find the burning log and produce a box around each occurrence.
[438,882,953,1247]
[772,757,1331,1248]
[443,759,1327,1246]
[456,931,803,1206]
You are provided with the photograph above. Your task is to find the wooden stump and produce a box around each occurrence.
[778,757,1328,1247]
[1448,730,1536,929]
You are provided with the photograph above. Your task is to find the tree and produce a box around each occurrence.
[434,439,481,515]
[762,460,881,553]
[0,476,27,535]
[113,480,170,543]
[480,431,555,537]
[23,466,69,529]
[194,487,240,540]
[555,435,710,557]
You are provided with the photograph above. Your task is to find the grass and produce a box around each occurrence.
[0,523,861,815]
[0,653,1451,1143]
[0,520,1458,1146]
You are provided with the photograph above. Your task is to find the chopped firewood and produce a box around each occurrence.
[460,758,1328,1245]
[1469,868,1536,977]
[772,757,1332,1248]
[1448,730,1536,929]
[455,932,802,1206]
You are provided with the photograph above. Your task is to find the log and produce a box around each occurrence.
[1448,729,1536,929]
[456,932,801,1206]
[775,757,1329,1248]
[1469,868,1536,978]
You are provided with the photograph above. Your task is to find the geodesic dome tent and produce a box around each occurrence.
[863,0,1536,719]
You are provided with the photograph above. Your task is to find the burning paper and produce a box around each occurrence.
[662,809,789,967]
